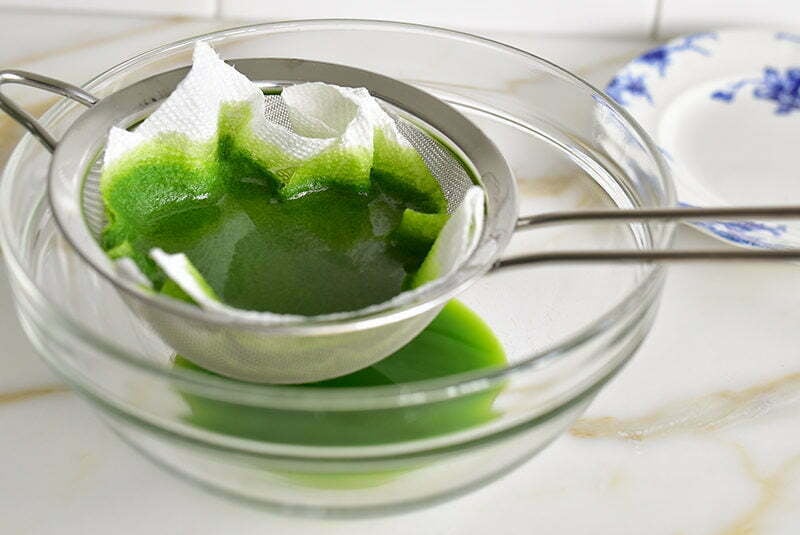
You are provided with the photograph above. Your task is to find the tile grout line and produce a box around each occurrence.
[0,5,193,21]
[649,0,664,40]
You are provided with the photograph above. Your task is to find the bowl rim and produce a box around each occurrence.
[0,19,676,403]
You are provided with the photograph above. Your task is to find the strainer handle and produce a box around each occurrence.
[0,70,98,153]
[494,205,800,269]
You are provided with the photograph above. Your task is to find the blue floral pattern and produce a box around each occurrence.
[637,33,716,75]
[776,32,800,44]
[608,32,800,249]
[711,67,800,115]
[606,33,717,106]
[679,203,788,246]
[605,72,652,105]
[693,220,789,247]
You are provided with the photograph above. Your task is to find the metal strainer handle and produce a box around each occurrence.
[0,70,97,153]
[495,206,800,269]
[3,70,798,269]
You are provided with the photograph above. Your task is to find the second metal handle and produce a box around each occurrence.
[0,70,97,153]
[495,206,800,269]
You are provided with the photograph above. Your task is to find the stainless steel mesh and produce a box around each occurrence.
[83,161,105,238]
[395,117,472,212]
[263,93,291,128]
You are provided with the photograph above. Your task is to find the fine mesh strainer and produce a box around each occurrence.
[2,57,800,384]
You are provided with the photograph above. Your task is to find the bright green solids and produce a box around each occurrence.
[174,300,507,446]
[100,102,450,314]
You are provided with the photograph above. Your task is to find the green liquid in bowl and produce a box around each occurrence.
[174,300,506,446]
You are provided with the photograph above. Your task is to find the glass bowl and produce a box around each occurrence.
[0,20,673,516]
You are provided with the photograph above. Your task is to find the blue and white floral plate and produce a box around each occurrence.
[607,30,800,248]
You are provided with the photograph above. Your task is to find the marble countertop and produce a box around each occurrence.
[1,10,798,535]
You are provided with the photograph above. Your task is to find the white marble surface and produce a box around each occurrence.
[1,11,799,534]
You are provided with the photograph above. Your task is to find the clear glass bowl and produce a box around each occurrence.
[0,21,674,516]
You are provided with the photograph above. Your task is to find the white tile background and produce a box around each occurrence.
[0,0,796,37]
[0,0,216,18]
[658,0,800,36]
[219,0,657,35]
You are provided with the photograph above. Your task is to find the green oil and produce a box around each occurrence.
[174,300,507,446]
[126,179,438,315]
